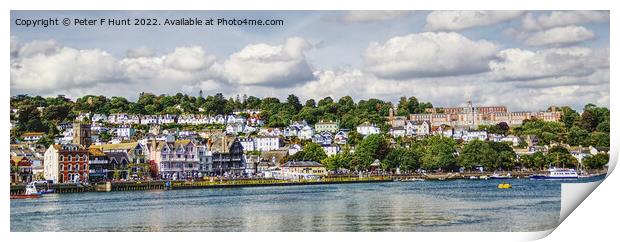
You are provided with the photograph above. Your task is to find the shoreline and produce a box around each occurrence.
[9,171,607,195]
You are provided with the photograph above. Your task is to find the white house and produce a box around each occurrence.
[405,120,430,136]
[389,127,406,138]
[158,114,177,124]
[334,130,348,145]
[500,135,521,146]
[299,125,315,140]
[322,145,340,157]
[462,130,488,141]
[255,136,281,152]
[141,115,159,125]
[288,144,302,156]
[115,126,135,140]
[356,122,380,136]
[226,123,245,134]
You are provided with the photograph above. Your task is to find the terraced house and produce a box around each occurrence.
[90,142,149,180]
[149,139,200,180]
[44,144,89,183]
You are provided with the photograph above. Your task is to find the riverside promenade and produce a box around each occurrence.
[11,170,604,195]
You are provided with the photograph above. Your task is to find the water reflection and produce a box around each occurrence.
[11,179,568,232]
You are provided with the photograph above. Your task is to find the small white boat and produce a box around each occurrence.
[469,176,478,180]
[11,182,41,199]
[490,173,512,179]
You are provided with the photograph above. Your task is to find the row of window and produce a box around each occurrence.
[59,164,88,171]
[60,155,88,161]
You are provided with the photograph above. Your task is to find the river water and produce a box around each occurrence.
[10,178,600,232]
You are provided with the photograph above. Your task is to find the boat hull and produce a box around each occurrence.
[529,175,578,180]
[10,194,40,199]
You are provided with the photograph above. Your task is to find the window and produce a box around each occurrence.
[60,164,64,171]
[60,155,65,161]
[68,155,72,161]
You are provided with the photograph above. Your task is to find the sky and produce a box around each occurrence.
[10,10,610,111]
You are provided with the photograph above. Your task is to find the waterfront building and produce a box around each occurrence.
[10,156,33,183]
[197,144,213,175]
[44,144,89,183]
[88,147,110,182]
[91,142,148,179]
[315,120,339,133]
[149,139,200,180]
[209,135,245,176]
[281,160,327,179]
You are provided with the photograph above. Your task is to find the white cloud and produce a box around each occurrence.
[489,47,609,81]
[11,44,123,94]
[524,25,595,46]
[425,10,524,31]
[339,11,411,23]
[522,11,609,31]
[363,32,500,79]
[125,46,156,58]
[10,39,221,97]
[163,46,215,72]
[223,37,315,86]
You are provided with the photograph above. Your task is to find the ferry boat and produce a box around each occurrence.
[489,173,512,179]
[529,167,579,180]
[10,182,41,199]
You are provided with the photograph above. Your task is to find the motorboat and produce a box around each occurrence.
[10,182,41,199]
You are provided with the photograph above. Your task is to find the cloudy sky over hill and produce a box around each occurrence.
[10,10,610,111]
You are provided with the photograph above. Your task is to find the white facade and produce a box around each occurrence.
[357,123,380,136]
[322,145,340,157]
[43,146,59,183]
[255,136,281,152]
[299,125,315,140]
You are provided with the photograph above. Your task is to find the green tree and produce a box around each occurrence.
[582,153,608,170]
[567,126,590,146]
[420,136,457,171]
[302,143,327,162]
[459,140,495,170]
[352,134,389,171]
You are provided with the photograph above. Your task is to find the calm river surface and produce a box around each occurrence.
[11,178,594,232]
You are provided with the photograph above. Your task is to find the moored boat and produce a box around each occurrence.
[529,167,579,180]
[10,182,41,199]
[489,173,512,179]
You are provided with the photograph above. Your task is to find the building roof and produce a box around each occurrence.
[21,132,45,137]
[91,142,139,151]
[88,147,106,157]
[282,160,324,167]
